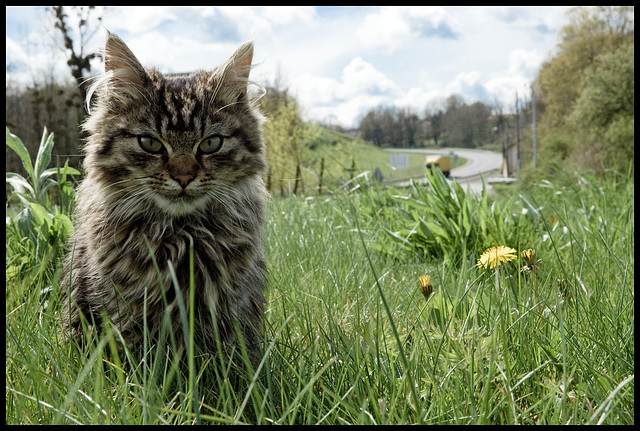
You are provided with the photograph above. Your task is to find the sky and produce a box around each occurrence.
[6,6,574,128]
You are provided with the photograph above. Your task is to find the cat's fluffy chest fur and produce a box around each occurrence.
[62,33,267,356]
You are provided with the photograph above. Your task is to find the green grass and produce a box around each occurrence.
[6,161,634,424]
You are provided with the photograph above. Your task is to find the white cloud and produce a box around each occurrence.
[337,57,401,99]
[292,57,403,126]
[5,37,30,68]
[125,32,242,73]
[444,72,488,101]
[394,86,443,114]
[507,48,544,77]
[357,6,458,51]
[292,74,339,105]
[212,6,316,40]
[259,6,317,26]
[105,6,179,35]
[485,75,531,109]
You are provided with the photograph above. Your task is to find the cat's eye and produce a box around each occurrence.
[138,136,165,154]
[199,135,223,154]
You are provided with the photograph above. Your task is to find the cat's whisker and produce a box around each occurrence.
[213,100,243,116]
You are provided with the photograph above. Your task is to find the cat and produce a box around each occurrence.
[61,32,268,359]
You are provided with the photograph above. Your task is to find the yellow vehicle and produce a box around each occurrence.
[425,155,451,178]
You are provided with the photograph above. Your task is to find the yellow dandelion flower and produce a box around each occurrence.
[418,275,433,301]
[477,246,517,270]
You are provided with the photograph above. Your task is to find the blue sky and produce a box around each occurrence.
[6,6,573,127]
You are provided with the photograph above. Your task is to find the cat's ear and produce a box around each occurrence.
[217,40,254,99]
[104,32,148,87]
[226,40,254,81]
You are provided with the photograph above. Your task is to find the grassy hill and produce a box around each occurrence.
[296,124,452,193]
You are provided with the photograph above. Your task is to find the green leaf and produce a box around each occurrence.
[461,198,471,239]
[394,195,428,210]
[422,217,450,242]
[53,213,74,238]
[416,218,436,242]
[45,165,82,179]
[39,178,59,200]
[383,229,413,247]
[6,127,35,181]
[6,173,35,198]
[34,127,54,184]
[28,201,52,229]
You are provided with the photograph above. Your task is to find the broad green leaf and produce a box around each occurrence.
[6,173,35,198]
[53,213,75,238]
[28,201,52,229]
[6,127,35,181]
[422,218,450,241]
[39,178,59,201]
[417,218,436,241]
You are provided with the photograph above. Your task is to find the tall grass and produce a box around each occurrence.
[5,129,634,424]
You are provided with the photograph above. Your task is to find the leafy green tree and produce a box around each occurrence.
[533,6,633,173]
[358,107,424,148]
[424,107,444,147]
[359,110,385,147]
[261,88,306,194]
[569,40,634,173]
[536,6,633,130]
[441,96,491,148]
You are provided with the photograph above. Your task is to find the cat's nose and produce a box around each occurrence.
[167,155,199,189]
[171,172,195,188]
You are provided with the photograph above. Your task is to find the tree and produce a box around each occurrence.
[397,108,420,148]
[536,6,632,129]
[51,6,102,105]
[569,40,634,172]
[441,96,491,148]
[358,106,424,148]
[260,87,306,195]
[424,101,445,147]
[359,110,384,147]
[533,6,634,173]
[6,75,86,177]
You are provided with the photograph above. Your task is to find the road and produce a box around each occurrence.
[385,147,503,194]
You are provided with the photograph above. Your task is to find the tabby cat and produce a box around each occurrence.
[61,32,268,357]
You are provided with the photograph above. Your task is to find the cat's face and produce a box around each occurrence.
[83,33,266,218]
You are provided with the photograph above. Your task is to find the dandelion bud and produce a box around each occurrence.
[521,249,536,266]
[419,275,433,301]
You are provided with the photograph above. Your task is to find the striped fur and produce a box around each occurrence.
[61,33,267,357]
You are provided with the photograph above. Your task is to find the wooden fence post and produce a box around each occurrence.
[318,157,324,195]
